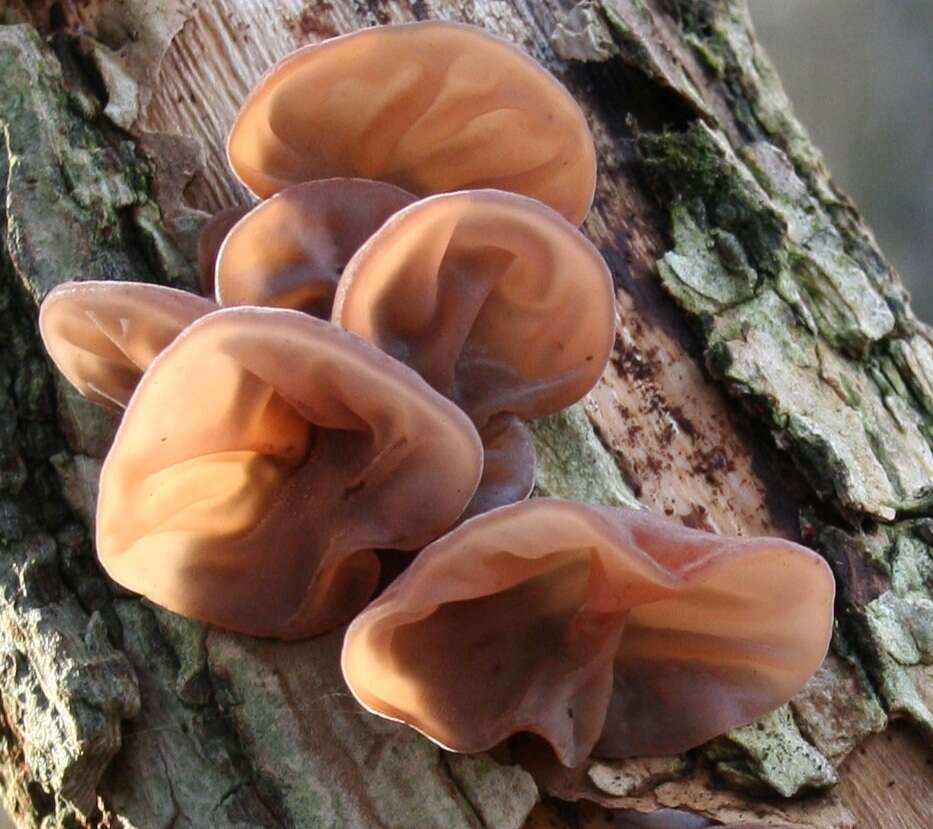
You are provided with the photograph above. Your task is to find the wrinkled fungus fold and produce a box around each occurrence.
[333,189,615,427]
[215,179,416,317]
[39,280,215,409]
[97,307,483,639]
[332,189,612,514]
[462,415,536,520]
[342,498,835,766]
[227,21,597,224]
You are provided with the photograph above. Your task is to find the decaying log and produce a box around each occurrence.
[0,1,930,827]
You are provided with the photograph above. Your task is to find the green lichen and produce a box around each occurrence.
[866,592,932,666]
[803,516,933,740]
[445,754,538,829]
[530,404,640,509]
[670,0,904,312]
[682,32,724,77]
[705,706,838,797]
[658,202,758,315]
[640,121,933,521]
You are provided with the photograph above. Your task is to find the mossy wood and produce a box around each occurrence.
[0,1,929,828]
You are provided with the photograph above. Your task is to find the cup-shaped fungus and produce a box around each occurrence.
[342,498,835,767]
[39,281,214,409]
[227,21,597,224]
[96,307,483,639]
[333,190,614,425]
[332,189,614,513]
[215,179,416,317]
[198,206,251,296]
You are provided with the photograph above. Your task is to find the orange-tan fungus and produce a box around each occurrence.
[227,21,597,224]
[39,280,214,409]
[96,307,483,639]
[215,179,415,317]
[342,498,835,767]
[332,190,615,428]
[197,205,251,296]
[332,189,612,516]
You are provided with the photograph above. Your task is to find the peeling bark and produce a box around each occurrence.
[0,1,930,827]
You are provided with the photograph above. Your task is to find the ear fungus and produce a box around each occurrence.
[198,206,251,296]
[96,307,483,640]
[332,189,613,514]
[215,179,416,317]
[39,281,215,409]
[333,190,614,425]
[462,415,536,520]
[227,21,597,224]
[342,498,835,767]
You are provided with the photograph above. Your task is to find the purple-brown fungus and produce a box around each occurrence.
[97,307,483,639]
[343,498,835,767]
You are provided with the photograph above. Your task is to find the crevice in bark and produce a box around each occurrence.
[439,753,487,829]
[201,654,292,829]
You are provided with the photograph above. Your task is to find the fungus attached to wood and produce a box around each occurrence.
[39,280,215,409]
[214,179,415,317]
[332,190,614,426]
[96,307,483,639]
[342,498,835,767]
[227,21,597,224]
[462,415,536,520]
[331,189,613,513]
[197,205,251,296]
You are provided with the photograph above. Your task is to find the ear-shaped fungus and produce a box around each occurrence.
[463,415,536,520]
[342,498,835,767]
[96,307,483,639]
[198,206,251,296]
[332,190,615,427]
[39,281,214,409]
[215,179,415,317]
[332,189,612,515]
[227,21,597,224]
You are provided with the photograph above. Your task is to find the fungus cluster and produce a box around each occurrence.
[38,21,834,769]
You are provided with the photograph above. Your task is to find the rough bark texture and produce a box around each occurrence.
[0,1,930,827]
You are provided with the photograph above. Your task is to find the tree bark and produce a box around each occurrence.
[0,1,930,828]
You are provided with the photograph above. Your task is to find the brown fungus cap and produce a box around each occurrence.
[198,206,251,296]
[332,189,615,428]
[227,22,597,224]
[342,498,835,767]
[462,415,536,520]
[97,307,483,639]
[39,281,214,410]
[215,179,416,317]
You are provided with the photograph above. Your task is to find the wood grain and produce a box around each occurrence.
[837,724,933,829]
